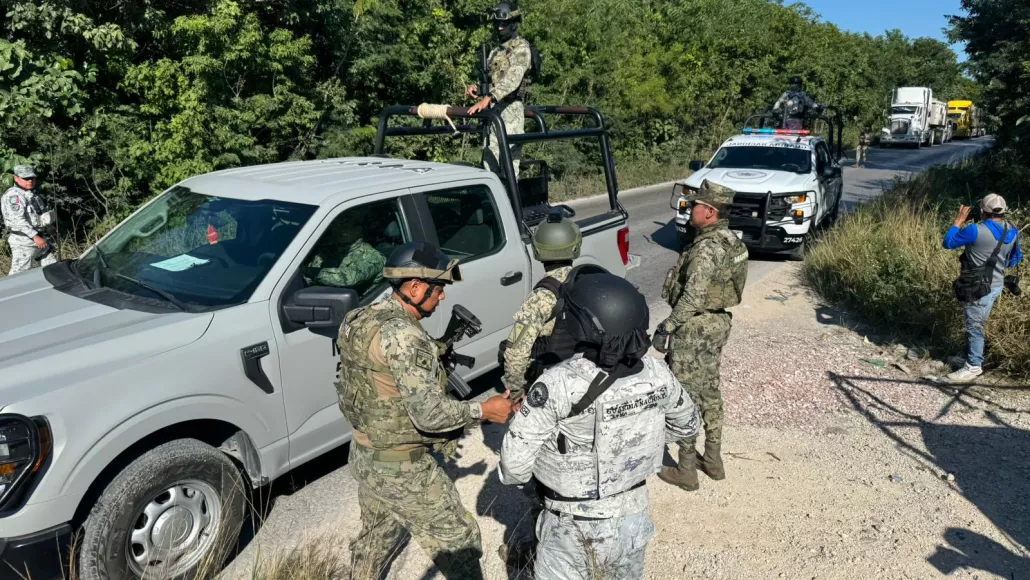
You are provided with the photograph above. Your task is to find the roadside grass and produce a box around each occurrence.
[804,148,1030,378]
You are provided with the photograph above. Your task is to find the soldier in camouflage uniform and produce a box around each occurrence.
[467,2,533,179]
[500,271,700,580]
[655,180,749,492]
[2,165,57,275]
[336,242,515,580]
[303,212,386,291]
[495,211,581,567]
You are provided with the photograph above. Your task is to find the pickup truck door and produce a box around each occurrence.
[815,141,842,221]
[269,191,422,468]
[409,180,530,382]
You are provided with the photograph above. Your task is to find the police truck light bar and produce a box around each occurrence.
[743,128,811,136]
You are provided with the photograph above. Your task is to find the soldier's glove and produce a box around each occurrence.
[652,321,674,354]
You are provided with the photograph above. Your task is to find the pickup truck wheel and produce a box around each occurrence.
[787,235,808,261]
[78,439,246,580]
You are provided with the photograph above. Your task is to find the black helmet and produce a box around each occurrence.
[384,242,461,317]
[789,76,803,88]
[383,241,462,285]
[489,2,521,40]
[557,271,651,371]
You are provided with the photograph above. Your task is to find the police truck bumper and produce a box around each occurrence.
[676,196,810,254]
[0,524,72,579]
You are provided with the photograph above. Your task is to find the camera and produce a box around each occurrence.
[1005,275,1021,297]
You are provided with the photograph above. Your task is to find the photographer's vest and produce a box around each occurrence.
[534,358,672,501]
[961,223,1017,290]
[663,222,749,311]
[336,300,450,452]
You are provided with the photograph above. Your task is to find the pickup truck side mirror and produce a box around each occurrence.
[823,165,842,179]
[283,286,358,332]
[688,159,705,171]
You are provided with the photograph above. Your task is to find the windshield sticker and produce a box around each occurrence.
[150,254,211,272]
[725,139,810,150]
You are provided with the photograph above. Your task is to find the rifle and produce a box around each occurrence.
[477,43,490,102]
[438,304,482,398]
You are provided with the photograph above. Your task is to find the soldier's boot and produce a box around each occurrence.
[697,441,726,481]
[658,443,699,491]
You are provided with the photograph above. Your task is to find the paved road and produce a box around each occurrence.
[221,135,993,577]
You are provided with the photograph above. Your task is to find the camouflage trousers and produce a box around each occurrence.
[348,444,483,580]
[856,145,869,167]
[7,236,55,276]
[666,311,732,446]
[533,509,655,580]
[484,100,524,180]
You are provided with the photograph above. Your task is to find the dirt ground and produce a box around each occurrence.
[224,262,1030,580]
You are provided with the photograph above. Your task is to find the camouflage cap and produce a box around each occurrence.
[13,165,36,179]
[689,179,735,211]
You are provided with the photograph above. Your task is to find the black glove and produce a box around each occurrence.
[652,322,673,354]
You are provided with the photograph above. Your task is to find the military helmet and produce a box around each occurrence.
[532,210,582,262]
[489,1,522,22]
[383,241,462,285]
[789,76,803,88]
[558,270,651,370]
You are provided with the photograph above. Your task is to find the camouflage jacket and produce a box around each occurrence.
[1,185,44,238]
[662,220,748,329]
[306,238,385,289]
[499,355,700,518]
[488,36,533,104]
[500,265,572,395]
[336,297,480,452]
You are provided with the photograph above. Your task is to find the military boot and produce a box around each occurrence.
[658,443,699,491]
[697,441,726,481]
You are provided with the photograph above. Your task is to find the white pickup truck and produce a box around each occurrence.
[670,128,844,258]
[0,106,630,579]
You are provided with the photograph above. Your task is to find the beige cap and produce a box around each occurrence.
[980,193,1008,215]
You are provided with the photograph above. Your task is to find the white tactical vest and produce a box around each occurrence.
[533,356,673,500]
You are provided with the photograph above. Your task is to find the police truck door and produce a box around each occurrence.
[411,180,529,383]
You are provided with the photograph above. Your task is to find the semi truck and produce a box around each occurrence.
[948,100,986,138]
[880,87,935,148]
[929,99,953,144]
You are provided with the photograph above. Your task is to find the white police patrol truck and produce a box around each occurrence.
[670,128,844,259]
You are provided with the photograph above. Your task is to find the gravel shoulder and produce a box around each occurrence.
[222,260,1030,579]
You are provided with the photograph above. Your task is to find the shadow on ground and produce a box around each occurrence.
[829,372,1030,579]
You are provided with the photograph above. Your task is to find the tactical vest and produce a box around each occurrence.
[662,223,748,311]
[336,302,449,450]
[534,358,671,500]
[489,37,538,104]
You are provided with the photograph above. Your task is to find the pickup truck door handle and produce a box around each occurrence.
[500,271,523,286]
[241,342,274,394]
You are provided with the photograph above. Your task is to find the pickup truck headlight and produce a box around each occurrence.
[776,192,813,205]
[669,183,699,211]
[0,415,52,512]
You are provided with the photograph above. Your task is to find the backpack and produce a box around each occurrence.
[497,264,608,382]
[953,224,1011,304]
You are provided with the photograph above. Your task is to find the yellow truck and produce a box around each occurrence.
[947,100,986,138]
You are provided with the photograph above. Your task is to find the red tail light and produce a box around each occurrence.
[617,227,629,266]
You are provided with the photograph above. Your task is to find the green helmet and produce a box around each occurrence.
[532,211,582,262]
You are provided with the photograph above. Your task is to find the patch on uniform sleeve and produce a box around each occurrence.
[527,382,548,407]
[414,348,434,371]
[7,195,22,212]
[509,322,527,344]
[519,405,531,417]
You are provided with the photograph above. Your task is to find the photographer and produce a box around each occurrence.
[943,194,1023,383]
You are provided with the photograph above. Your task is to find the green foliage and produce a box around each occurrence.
[950,0,1030,152]
[805,151,1030,378]
[1,0,972,239]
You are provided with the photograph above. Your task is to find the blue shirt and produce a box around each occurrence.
[943,220,1023,268]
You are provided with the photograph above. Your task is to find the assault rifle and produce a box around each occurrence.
[439,304,482,398]
[477,43,490,101]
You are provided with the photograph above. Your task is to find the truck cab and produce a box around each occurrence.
[881,87,934,148]
[671,128,843,258]
[0,105,630,579]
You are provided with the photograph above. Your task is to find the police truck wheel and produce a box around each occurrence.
[78,439,247,580]
[787,236,807,261]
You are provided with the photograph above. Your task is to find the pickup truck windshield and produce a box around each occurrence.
[710,146,812,174]
[72,186,316,309]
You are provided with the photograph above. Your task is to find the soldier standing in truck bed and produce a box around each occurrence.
[467,2,535,180]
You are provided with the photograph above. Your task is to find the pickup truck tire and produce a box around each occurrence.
[78,439,247,580]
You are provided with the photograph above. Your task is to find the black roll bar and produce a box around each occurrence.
[743,108,845,161]
[373,104,624,237]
